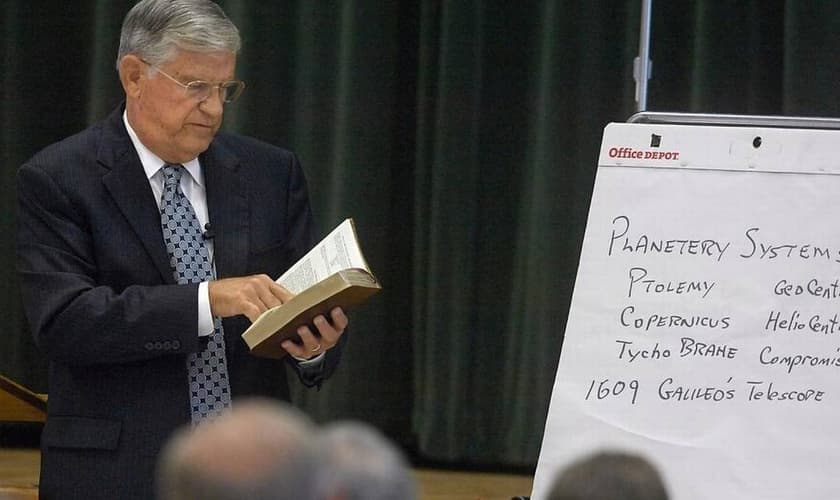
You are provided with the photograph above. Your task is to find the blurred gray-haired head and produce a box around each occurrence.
[157,398,321,500]
[547,450,669,500]
[318,421,417,500]
[117,0,241,71]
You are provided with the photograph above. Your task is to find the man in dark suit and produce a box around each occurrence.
[16,1,348,498]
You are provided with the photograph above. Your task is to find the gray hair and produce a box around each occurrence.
[157,398,321,500]
[117,0,241,71]
[317,421,417,500]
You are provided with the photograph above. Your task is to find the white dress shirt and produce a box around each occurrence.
[123,112,215,337]
[122,112,324,364]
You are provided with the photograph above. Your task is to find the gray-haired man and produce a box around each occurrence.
[17,1,348,498]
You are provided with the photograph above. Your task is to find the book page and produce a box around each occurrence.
[276,218,370,294]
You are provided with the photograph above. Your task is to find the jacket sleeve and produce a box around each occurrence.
[16,162,203,367]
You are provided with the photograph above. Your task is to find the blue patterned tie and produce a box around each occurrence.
[160,164,231,423]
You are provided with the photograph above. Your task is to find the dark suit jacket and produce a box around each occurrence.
[16,105,345,500]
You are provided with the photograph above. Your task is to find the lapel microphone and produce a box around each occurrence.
[202,222,215,240]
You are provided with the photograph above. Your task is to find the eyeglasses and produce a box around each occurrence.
[142,60,245,104]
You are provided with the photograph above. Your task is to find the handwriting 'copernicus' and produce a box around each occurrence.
[620,305,731,331]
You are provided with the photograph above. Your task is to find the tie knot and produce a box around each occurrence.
[161,163,184,187]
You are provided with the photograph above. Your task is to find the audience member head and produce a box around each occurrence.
[317,421,417,500]
[547,450,669,500]
[157,398,321,500]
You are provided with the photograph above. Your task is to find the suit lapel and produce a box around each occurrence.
[202,140,250,280]
[99,107,175,283]
[97,108,250,283]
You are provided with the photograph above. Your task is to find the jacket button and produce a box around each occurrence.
[144,342,154,351]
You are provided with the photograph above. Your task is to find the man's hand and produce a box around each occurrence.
[208,274,294,322]
[281,307,348,360]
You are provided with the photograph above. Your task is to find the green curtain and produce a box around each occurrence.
[3,0,839,468]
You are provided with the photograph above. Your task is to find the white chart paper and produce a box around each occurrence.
[532,123,840,500]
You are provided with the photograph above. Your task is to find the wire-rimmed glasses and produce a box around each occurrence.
[142,59,245,104]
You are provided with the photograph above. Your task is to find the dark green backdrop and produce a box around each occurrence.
[2,1,839,468]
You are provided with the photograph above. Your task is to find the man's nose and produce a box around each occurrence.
[199,89,225,116]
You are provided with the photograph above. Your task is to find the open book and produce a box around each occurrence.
[241,218,381,359]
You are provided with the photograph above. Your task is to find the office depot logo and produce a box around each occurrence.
[608,146,680,161]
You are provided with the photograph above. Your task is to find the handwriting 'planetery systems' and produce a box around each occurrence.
[583,213,840,407]
[608,215,840,263]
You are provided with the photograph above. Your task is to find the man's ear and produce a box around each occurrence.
[119,55,145,98]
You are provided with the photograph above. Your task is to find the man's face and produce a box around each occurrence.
[127,50,236,164]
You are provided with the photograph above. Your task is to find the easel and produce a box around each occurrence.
[531,113,840,500]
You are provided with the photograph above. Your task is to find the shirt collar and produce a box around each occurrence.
[122,111,203,186]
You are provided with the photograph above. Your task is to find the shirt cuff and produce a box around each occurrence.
[292,352,325,366]
[198,281,214,337]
